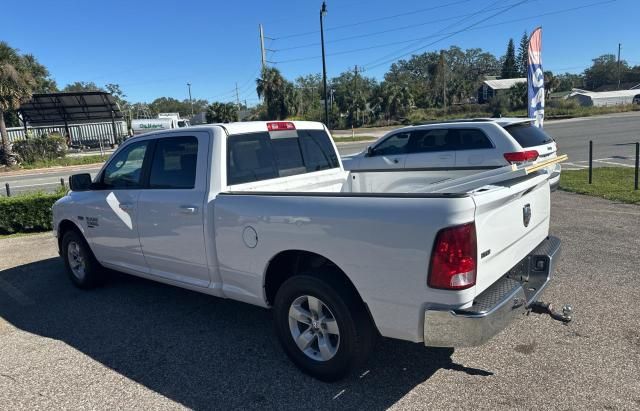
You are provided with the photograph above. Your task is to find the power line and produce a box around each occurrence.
[272,0,614,69]
[274,0,514,64]
[274,0,518,65]
[363,0,512,69]
[364,0,526,70]
[273,0,475,40]
[365,0,616,70]
[275,3,520,53]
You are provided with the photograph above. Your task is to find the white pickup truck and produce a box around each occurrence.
[52,121,562,381]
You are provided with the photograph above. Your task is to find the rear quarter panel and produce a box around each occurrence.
[213,193,477,342]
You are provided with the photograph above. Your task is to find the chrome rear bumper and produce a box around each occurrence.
[423,236,561,347]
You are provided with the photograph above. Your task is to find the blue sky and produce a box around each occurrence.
[2,0,637,104]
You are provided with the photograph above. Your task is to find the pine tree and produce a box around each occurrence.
[516,32,529,77]
[501,38,518,79]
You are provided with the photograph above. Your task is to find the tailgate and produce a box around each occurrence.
[471,173,550,295]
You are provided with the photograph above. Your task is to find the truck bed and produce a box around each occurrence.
[217,166,551,342]
[224,166,528,196]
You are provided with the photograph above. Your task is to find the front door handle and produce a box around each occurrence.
[393,158,399,164]
[180,205,198,215]
[119,202,134,211]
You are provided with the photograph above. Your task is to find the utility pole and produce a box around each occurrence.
[320,1,329,128]
[353,65,360,127]
[259,24,266,73]
[235,82,241,109]
[441,50,447,111]
[187,82,193,117]
[617,43,622,90]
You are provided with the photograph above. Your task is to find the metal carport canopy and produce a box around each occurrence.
[18,91,123,139]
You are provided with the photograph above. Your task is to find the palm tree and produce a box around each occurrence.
[383,83,414,118]
[256,67,288,119]
[206,102,238,123]
[0,42,35,166]
[283,83,298,118]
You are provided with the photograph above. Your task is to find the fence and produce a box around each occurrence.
[7,121,127,147]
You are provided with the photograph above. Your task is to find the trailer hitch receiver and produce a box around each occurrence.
[528,301,573,323]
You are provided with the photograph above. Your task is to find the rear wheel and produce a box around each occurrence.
[273,272,376,381]
[61,230,104,289]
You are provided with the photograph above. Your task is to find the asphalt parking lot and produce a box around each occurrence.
[1,191,639,410]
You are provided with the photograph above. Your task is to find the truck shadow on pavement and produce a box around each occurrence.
[0,258,492,410]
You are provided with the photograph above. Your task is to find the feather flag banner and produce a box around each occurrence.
[527,27,544,127]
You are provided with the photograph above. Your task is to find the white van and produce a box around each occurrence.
[131,117,190,135]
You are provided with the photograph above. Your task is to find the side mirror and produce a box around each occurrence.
[69,173,92,191]
[366,146,374,157]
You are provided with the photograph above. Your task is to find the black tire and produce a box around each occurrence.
[273,272,377,381]
[61,230,104,289]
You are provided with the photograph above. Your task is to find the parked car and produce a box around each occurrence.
[341,118,561,190]
[53,121,561,381]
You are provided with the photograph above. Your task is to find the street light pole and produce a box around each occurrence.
[320,1,329,128]
[187,82,194,117]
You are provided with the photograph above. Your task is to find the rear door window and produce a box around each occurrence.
[407,129,451,153]
[504,123,554,148]
[148,137,198,189]
[453,129,494,150]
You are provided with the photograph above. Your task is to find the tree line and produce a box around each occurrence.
[254,34,640,126]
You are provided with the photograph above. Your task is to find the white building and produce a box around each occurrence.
[478,78,527,104]
[568,89,640,107]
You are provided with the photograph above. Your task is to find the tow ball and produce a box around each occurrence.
[528,301,573,323]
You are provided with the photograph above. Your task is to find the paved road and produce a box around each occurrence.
[0,165,104,196]
[2,112,639,195]
[0,191,639,409]
[545,112,640,170]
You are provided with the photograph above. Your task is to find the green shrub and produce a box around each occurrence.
[547,98,580,111]
[488,94,509,117]
[13,133,67,164]
[507,82,527,110]
[0,191,64,234]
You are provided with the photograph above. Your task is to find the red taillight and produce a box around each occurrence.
[428,223,477,290]
[503,150,539,163]
[267,121,296,131]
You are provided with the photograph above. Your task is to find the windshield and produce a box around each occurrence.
[504,123,554,148]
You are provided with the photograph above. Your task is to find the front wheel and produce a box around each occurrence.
[61,230,104,289]
[273,273,376,381]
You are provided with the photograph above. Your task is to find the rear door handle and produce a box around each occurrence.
[393,158,399,164]
[119,202,134,211]
[180,205,198,215]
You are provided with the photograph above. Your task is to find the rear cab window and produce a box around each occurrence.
[504,123,554,148]
[227,129,339,185]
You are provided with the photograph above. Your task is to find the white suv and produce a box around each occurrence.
[342,118,561,189]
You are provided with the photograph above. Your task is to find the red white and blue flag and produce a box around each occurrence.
[527,27,544,127]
